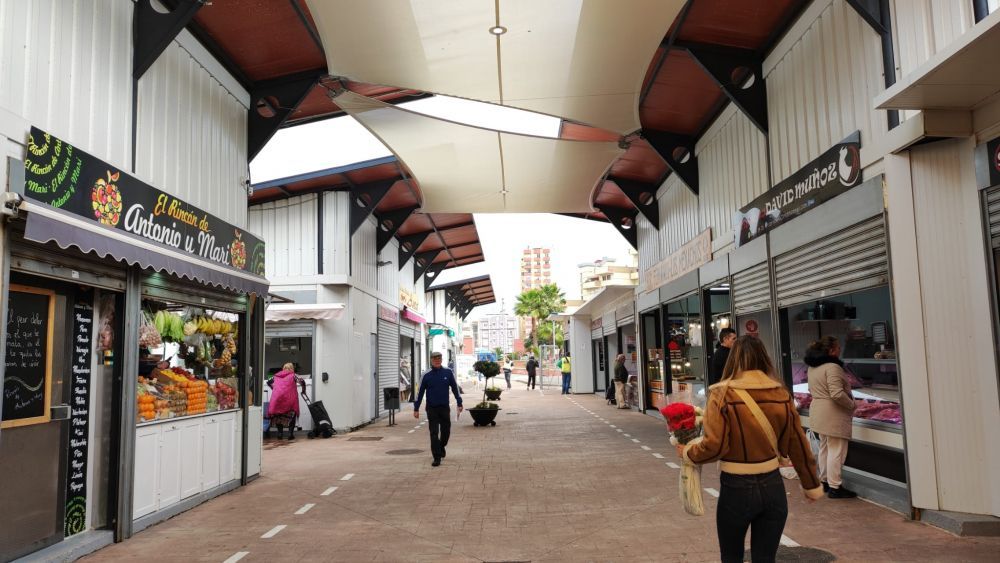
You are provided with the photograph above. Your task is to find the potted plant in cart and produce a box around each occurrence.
[469,360,501,426]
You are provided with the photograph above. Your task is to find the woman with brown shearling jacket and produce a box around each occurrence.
[678,336,822,563]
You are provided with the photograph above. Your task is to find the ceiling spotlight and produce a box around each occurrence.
[489,25,507,35]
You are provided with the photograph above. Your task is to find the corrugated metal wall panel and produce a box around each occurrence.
[658,176,699,256]
[246,195,318,278]
[908,139,1000,515]
[377,238,400,306]
[322,191,351,276]
[765,0,889,184]
[892,0,974,79]
[135,40,248,228]
[352,217,378,290]
[732,263,771,315]
[697,105,770,244]
[636,213,659,278]
[0,0,132,167]
[377,318,399,414]
[774,215,888,307]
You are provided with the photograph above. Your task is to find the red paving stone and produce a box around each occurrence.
[82,388,1000,562]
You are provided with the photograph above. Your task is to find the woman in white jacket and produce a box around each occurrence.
[805,336,858,499]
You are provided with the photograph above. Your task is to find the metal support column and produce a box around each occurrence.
[115,268,142,540]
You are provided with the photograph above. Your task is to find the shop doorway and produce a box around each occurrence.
[663,294,705,407]
[703,283,733,387]
[602,335,617,392]
[640,311,664,410]
[1,275,116,561]
[399,335,414,402]
[591,338,605,393]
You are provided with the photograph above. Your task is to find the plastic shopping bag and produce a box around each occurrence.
[679,460,705,516]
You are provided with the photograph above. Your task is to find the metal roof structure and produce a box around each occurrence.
[159,0,815,268]
[427,274,497,318]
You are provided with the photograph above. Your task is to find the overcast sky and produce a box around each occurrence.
[432,213,634,320]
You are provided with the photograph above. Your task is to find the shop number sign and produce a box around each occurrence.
[22,127,266,276]
[744,319,759,337]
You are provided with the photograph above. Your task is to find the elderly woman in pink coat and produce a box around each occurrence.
[268,362,304,440]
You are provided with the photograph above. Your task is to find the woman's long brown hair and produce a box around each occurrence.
[720,335,777,381]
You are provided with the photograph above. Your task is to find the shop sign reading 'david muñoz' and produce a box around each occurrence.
[642,229,712,294]
[22,127,266,275]
[733,131,862,248]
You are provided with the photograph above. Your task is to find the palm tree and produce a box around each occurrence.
[514,284,566,345]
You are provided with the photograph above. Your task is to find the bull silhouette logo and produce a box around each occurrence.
[838,144,861,187]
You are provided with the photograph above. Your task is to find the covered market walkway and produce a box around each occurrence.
[82,389,1000,563]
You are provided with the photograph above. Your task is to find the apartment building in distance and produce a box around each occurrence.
[520,247,552,291]
[578,249,640,301]
[476,313,521,354]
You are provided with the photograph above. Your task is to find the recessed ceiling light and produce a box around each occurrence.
[489,25,507,35]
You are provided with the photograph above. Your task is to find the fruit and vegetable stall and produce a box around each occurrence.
[136,301,242,424]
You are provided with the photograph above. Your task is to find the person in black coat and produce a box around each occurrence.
[708,328,737,387]
[526,355,538,389]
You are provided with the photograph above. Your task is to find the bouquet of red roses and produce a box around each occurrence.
[660,402,705,516]
[661,402,703,444]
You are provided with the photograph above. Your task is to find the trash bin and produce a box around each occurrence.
[383,387,400,410]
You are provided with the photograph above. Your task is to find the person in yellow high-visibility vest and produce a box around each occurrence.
[557,354,572,395]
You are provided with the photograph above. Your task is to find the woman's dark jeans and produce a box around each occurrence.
[716,470,788,563]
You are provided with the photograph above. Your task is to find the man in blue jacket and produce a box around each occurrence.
[414,351,463,466]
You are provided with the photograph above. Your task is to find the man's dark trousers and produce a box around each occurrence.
[527,374,536,389]
[426,405,451,460]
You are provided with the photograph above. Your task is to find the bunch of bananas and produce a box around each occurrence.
[192,316,234,336]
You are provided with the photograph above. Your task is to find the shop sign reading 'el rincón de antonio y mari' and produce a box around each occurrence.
[733,131,862,248]
[22,127,265,276]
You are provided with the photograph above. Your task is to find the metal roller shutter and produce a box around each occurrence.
[377,319,399,413]
[616,314,634,327]
[399,321,416,339]
[265,320,314,338]
[591,327,603,340]
[10,238,126,291]
[732,263,771,315]
[774,215,889,308]
[986,185,1000,249]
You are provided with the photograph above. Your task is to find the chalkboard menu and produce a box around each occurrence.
[2,285,55,428]
[65,293,93,536]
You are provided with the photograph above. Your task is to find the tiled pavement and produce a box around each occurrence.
[83,388,1000,562]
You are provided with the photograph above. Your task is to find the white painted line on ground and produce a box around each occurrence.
[340,473,355,481]
[261,525,286,539]
[408,430,415,433]
[321,486,338,496]
[652,453,665,459]
[624,433,631,437]
[666,462,680,469]
[640,445,651,451]
[704,487,720,498]
[610,424,617,428]
[631,438,641,443]
[616,429,623,432]
[223,552,249,563]
[295,503,316,515]
[780,535,800,547]
[413,426,421,429]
